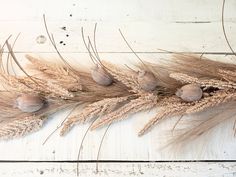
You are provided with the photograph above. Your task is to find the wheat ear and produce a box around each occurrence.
[91,93,158,130]
[0,116,45,139]
[102,61,140,93]
[218,69,236,82]
[186,90,236,114]
[60,96,129,135]
[138,101,191,136]
[170,72,236,89]
[26,55,82,91]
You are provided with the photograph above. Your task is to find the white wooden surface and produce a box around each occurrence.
[0,0,235,176]
[0,162,235,177]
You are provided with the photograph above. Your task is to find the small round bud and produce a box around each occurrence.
[138,70,158,91]
[15,94,45,113]
[91,65,113,86]
[176,84,203,102]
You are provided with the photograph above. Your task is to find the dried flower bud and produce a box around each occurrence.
[15,94,45,113]
[91,65,113,86]
[138,70,158,91]
[176,84,203,102]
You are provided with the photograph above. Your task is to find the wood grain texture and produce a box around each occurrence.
[0,162,235,177]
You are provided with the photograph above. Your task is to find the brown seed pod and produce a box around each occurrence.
[91,65,113,86]
[15,94,45,113]
[176,84,203,102]
[138,70,158,91]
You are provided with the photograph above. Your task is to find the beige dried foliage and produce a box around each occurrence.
[149,54,236,79]
[218,69,236,82]
[60,96,129,135]
[0,84,71,139]
[186,90,236,114]
[1,49,236,142]
[139,99,191,136]
[102,61,140,93]
[0,116,44,139]
[26,56,136,102]
[170,72,236,89]
[73,71,131,102]
[0,69,74,99]
[91,93,158,130]
[26,57,132,102]
[26,55,82,92]
[145,54,236,92]
[173,102,236,143]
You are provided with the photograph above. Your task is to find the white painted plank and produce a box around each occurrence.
[0,162,235,177]
[0,0,235,22]
[0,0,235,53]
[0,20,235,53]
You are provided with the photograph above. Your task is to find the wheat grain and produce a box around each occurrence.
[138,101,190,136]
[26,55,82,91]
[170,72,236,89]
[60,96,129,135]
[1,72,74,99]
[91,93,158,130]
[102,61,140,93]
[186,90,236,114]
[218,69,236,82]
[46,81,74,98]
[0,116,44,139]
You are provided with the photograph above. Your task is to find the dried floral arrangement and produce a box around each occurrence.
[0,6,235,148]
[0,37,236,143]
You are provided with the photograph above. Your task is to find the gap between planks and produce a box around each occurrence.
[1,51,236,55]
[0,160,235,163]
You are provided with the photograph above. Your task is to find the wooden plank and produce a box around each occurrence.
[0,0,235,22]
[0,21,235,53]
[0,162,235,177]
[0,0,235,53]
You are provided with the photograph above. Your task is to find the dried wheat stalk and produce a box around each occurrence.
[102,61,141,93]
[0,70,74,99]
[138,99,191,136]
[218,69,236,82]
[0,116,45,139]
[60,96,130,135]
[186,90,236,114]
[91,93,158,130]
[170,72,236,89]
[26,55,82,92]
